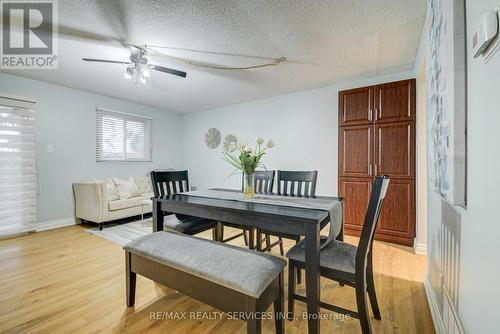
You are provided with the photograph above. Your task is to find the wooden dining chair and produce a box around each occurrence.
[286,176,390,334]
[256,170,318,259]
[150,170,218,239]
[220,170,276,249]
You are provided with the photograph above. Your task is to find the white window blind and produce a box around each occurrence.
[96,108,153,162]
[0,96,37,238]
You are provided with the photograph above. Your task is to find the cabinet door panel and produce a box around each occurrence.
[339,86,373,126]
[339,178,372,229]
[374,79,415,123]
[375,121,415,179]
[339,125,373,178]
[377,179,415,240]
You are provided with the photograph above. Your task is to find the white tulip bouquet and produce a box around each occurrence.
[223,136,275,198]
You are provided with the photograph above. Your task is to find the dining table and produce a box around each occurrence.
[152,188,344,334]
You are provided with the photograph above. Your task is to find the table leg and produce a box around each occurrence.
[304,223,321,334]
[153,199,164,232]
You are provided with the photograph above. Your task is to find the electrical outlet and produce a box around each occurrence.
[47,144,54,153]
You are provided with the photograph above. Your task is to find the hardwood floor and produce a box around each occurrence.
[0,224,434,333]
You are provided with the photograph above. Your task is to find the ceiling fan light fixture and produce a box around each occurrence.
[124,66,134,79]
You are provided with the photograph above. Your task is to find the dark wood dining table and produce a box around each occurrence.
[152,189,344,334]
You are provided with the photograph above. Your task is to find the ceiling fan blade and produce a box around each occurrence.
[82,58,131,65]
[149,65,187,78]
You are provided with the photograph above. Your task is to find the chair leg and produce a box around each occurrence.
[367,252,381,320]
[125,252,136,307]
[273,273,285,334]
[217,223,224,242]
[265,234,271,251]
[287,262,296,320]
[212,227,217,241]
[279,237,284,256]
[256,229,262,251]
[295,237,302,284]
[243,229,249,246]
[355,280,372,334]
[248,228,255,250]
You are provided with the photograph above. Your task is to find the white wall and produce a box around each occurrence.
[0,72,183,224]
[415,0,500,332]
[181,72,414,195]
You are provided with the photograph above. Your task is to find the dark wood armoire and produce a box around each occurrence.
[338,79,416,246]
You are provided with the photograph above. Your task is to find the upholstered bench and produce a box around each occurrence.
[123,231,286,334]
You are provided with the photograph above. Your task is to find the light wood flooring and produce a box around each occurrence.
[0,224,434,333]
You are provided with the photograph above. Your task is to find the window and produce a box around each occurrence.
[96,108,153,162]
[0,96,37,238]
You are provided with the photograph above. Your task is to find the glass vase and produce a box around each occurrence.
[243,172,255,198]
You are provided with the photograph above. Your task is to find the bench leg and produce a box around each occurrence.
[274,273,285,334]
[125,251,136,307]
[246,297,261,334]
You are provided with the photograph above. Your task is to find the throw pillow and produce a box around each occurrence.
[134,176,153,194]
[112,177,142,199]
[95,179,119,202]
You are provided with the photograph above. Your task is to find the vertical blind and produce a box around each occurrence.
[0,96,37,238]
[96,108,153,162]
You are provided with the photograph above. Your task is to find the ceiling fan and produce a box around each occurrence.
[83,46,187,87]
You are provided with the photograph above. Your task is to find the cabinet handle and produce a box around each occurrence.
[374,164,378,175]
[369,109,373,121]
[378,108,382,120]
[374,109,378,121]
[369,163,373,175]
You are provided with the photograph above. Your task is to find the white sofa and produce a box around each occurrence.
[73,176,154,230]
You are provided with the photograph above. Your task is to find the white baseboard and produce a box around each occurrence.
[36,217,76,232]
[424,277,446,334]
[414,242,428,255]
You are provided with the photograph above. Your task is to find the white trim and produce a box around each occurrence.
[96,107,153,120]
[0,93,37,104]
[414,242,428,255]
[424,276,446,334]
[36,217,76,232]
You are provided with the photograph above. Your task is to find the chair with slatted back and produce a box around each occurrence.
[255,170,318,285]
[256,170,318,256]
[286,176,390,334]
[150,170,218,239]
[219,170,276,249]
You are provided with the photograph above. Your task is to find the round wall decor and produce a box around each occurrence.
[204,128,221,149]
[223,134,238,152]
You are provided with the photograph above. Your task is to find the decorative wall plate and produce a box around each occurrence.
[204,128,221,149]
[223,134,238,152]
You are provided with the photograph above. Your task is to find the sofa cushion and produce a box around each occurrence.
[108,197,145,211]
[124,231,286,298]
[113,177,142,199]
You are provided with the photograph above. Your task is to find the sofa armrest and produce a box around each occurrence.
[73,182,106,223]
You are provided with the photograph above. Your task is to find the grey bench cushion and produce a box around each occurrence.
[286,239,357,281]
[124,231,286,298]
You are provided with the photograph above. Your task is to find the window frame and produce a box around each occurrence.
[96,108,153,163]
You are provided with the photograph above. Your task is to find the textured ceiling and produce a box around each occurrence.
[2,0,427,113]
